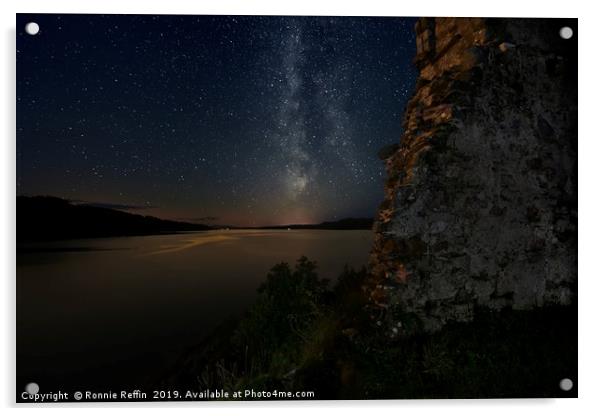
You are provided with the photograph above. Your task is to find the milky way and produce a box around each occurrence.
[17,14,417,226]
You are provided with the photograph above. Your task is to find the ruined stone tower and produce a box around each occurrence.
[368,18,577,333]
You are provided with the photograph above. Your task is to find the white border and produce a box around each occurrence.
[2,0,600,415]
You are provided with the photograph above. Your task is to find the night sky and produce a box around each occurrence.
[17,14,416,226]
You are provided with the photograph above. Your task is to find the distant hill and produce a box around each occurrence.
[258,217,374,230]
[17,196,211,242]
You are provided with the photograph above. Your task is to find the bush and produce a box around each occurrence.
[212,257,328,382]
[164,257,576,400]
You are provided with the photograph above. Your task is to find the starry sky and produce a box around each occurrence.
[17,14,416,227]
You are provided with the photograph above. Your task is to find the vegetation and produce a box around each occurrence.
[163,256,577,399]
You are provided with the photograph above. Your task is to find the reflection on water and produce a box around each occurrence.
[141,234,238,256]
[17,230,372,390]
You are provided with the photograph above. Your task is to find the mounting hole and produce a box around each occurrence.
[559,26,573,40]
[559,378,573,391]
[25,382,39,395]
[25,22,40,36]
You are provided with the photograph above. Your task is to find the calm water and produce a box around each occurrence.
[17,230,372,390]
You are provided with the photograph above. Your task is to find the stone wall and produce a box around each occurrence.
[368,17,577,333]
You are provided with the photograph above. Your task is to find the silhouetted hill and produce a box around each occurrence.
[258,217,373,230]
[17,196,211,242]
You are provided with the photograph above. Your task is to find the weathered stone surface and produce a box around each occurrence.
[368,18,577,333]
